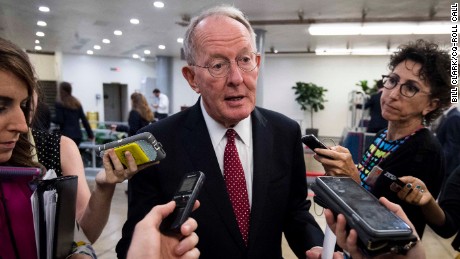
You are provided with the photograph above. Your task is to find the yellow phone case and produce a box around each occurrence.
[114,142,150,167]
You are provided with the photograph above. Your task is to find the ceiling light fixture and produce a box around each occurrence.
[114,30,122,36]
[37,21,47,27]
[35,40,40,44]
[158,45,165,50]
[130,18,140,24]
[38,6,50,12]
[144,50,151,55]
[132,54,140,59]
[153,1,165,8]
[34,46,42,50]
[94,45,101,50]
[87,50,94,55]
[36,31,45,37]
[315,48,398,55]
[102,39,111,44]
[177,38,184,43]
[308,21,449,35]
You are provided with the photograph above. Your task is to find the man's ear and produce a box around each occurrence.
[182,66,200,93]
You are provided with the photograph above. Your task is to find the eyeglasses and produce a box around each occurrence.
[192,52,259,78]
[381,74,431,98]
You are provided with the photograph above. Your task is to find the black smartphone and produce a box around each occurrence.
[312,176,417,256]
[160,171,205,235]
[302,134,328,150]
[301,134,332,158]
[96,132,166,167]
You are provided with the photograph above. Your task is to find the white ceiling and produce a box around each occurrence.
[0,0,453,60]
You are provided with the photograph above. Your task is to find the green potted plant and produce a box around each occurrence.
[292,81,328,136]
[355,80,379,95]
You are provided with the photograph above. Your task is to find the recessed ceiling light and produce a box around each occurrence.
[38,6,50,12]
[130,18,140,24]
[132,54,140,59]
[34,46,42,50]
[37,21,47,27]
[153,1,164,8]
[35,40,40,44]
[144,50,151,55]
[87,50,94,55]
[102,39,111,44]
[36,31,45,37]
[94,45,101,50]
[158,45,165,50]
[114,30,122,36]
[141,58,146,62]
[177,38,184,43]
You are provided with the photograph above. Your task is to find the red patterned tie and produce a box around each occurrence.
[224,129,250,245]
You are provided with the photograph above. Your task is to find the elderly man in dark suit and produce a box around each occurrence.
[116,5,324,259]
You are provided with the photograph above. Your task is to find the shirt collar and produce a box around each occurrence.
[200,98,252,148]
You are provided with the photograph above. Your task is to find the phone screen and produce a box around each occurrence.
[318,177,411,234]
[178,176,198,193]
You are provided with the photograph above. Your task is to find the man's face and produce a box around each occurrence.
[183,16,259,128]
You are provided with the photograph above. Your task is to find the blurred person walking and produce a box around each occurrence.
[151,88,169,120]
[53,81,94,146]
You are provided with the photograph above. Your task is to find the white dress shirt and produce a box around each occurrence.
[200,99,253,206]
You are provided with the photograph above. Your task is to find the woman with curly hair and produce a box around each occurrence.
[128,92,154,136]
[313,39,452,238]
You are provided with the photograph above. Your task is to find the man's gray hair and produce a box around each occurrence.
[183,5,257,65]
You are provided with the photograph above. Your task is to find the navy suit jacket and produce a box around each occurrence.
[116,100,324,259]
[436,107,460,176]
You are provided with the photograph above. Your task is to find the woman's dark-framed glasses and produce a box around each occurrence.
[381,74,430,98]
[192,52,259,78]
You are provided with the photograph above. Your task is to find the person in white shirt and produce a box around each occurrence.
[152,88,169,120]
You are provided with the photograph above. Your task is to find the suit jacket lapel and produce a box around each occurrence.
[181,101,247,249]
[248,108,272,242]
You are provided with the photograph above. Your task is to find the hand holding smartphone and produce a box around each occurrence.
[311,176,417,256]
[160,171,205,235]
[301,134,332,158]
[96,132,166,167]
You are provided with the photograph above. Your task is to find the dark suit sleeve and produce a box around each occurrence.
[283,124,324,258]
[430,166,460,238]
[116,165,163,259]
[441,116,460,174]
[79,107,94,139]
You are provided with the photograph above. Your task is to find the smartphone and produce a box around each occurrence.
[312,176,417,256]
[160,171,205,235]
[301,134,331,158]
[96,132,166,167]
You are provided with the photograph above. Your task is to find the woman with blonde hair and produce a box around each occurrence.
[128,92,154,136]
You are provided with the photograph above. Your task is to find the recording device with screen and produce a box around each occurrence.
[96,132,166,167]
[365,166,405,197]
[311,176,418,256]
[160,171,205,235]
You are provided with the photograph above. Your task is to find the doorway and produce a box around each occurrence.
[103,83,128,122]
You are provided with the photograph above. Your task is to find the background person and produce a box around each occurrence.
[128,92,154,136]
[435,105,460,181]
[365,79,388,133]
[152,88,169,120]
[116,5,324,259]
[53,81,94,146]
[313,39,452,238]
